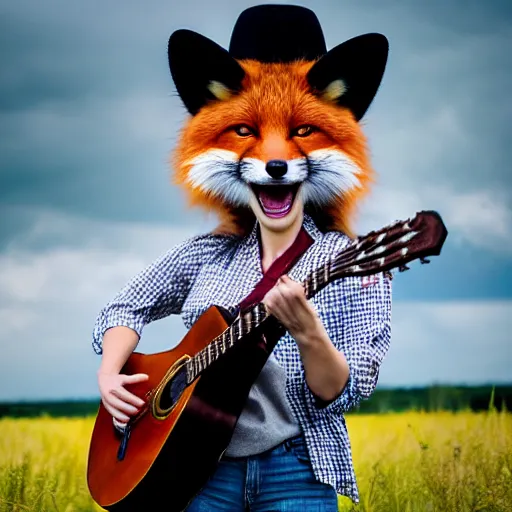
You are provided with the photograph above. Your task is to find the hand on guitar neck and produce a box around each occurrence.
[86,210,448,510]
[262,274,350,403]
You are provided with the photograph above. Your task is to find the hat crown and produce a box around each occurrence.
[167,4,388,120]
[229,4,326,63]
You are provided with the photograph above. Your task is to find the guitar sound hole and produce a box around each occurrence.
[158,366,188,411]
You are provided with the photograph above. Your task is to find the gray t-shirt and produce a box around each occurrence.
[224,353,302,457]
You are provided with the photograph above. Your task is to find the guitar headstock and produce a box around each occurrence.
[331,210,448,279]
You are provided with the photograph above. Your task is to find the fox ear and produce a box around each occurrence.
[168,30,246,115]
[306,33,388,121]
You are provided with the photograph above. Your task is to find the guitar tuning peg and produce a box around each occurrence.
[420,257,430,264]
[398,264,410,272]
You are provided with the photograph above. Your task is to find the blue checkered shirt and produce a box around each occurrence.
[92,213,392,503]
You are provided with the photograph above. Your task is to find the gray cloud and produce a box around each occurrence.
[1,0,510,243]
[0,212,200,400]
[379,299,512,387]
[1,0,511,399]
[0,211,509,401]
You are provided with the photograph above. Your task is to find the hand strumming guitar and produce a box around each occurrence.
[97,325,149,426]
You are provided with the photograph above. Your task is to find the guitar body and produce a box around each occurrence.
[87,210,448,511]
[87,304,275,511]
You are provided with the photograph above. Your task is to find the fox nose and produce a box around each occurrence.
[265,159,288,179]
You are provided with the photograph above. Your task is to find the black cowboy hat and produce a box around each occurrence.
[168,4,388,121]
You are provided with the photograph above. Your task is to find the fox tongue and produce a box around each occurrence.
[258,187,293,214]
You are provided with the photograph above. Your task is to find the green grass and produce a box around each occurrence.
[0,411,511,511]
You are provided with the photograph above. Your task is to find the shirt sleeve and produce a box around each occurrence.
[91,233,226,355]
[303,271,392,416]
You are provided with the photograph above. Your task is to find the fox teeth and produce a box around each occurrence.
[264,205,289,213]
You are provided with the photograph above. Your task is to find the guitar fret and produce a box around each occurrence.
[123,211,444,403]
[258,303,266,323]
[303,277,310,299]
[317,268,324,288]
[185,361,191,383]
[170,212,444,389]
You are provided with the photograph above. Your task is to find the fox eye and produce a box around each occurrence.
[293,125,315,137]
[233,125,255,137]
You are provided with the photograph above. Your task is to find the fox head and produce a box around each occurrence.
[168,20,387,238]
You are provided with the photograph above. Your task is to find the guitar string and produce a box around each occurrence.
[326,219,414,270]
[185,262,331,384]
[183,215,425,384]
[184,236,399,384]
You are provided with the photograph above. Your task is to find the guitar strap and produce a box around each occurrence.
[237,224,314,314]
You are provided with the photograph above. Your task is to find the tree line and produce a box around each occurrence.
[1,384,510,418]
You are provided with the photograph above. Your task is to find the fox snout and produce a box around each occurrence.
[265,160,288,179]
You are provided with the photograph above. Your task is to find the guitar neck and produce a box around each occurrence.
[185,210,447,384]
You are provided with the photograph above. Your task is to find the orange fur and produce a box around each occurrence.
[170,59,375,238]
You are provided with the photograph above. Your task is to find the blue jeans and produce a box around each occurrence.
[185,434,339,511]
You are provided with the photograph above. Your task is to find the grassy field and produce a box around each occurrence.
[0,410,510,512]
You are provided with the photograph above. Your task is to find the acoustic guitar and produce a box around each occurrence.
[87,210,447,511]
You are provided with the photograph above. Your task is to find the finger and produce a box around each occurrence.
[268,284,293,309]
[276,277,303,301]
[262,297,281,321]
[262,289,279,310]
[274,282,301,308]
[112,386,145,408]
[264,291,294,324]
[276,288,311,325]
[107,394,140,416]
[102,400,130,423]
[278,275,297,287]
[113,417,128,431]
[266,294,292,325]
[122,373,149,385]
[264,290,285,310]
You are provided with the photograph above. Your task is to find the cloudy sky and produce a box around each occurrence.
[1,0,511,401]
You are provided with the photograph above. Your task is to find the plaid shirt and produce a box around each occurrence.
[92,213,392,503]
